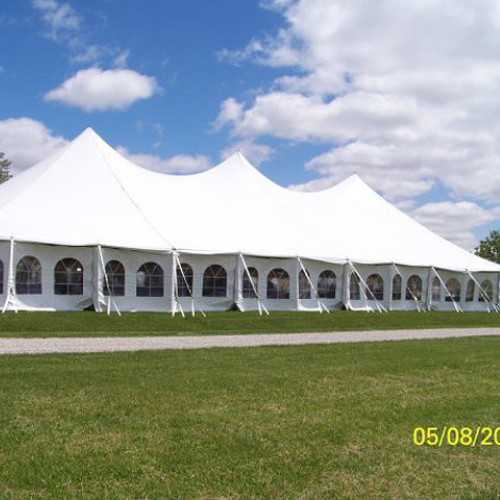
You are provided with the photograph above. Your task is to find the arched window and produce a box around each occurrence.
[104,260,125,297]
[299,270,311,299]
[366,274,384,301]
[203,265,227,297]
[479,279,493,302]
[242,267,258,299]
[406,275,422,300]
[136,262,164,297]
[445,278,461,302]
[432,276,441,302]
[54,258,84,295]
[465,279,475,302]
[392,275,402,301]
[0,259,3,295]
[350,272,360,300]
[267,268,290,299]
[318,270,336,299]
[177,263,193,297]
[16,256,42,295]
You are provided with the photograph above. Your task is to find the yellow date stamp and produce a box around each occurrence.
[414,427,500,446]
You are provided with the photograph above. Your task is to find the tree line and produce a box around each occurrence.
[0,150,12,184]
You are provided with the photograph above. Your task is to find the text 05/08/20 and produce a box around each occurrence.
[414,427,500,447]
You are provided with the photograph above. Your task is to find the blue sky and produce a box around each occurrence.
[1,0,500,250]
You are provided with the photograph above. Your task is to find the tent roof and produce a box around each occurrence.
[0,127,497,272]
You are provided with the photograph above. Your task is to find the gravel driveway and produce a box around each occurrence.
[0,327,499,355]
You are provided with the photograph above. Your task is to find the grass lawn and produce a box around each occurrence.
[0,310,499,338]
[1,337,500,499]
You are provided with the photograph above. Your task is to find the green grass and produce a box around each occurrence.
[1,337,500,499]
[0,310,499,338]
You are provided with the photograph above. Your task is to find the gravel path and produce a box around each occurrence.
[0,328,499,355]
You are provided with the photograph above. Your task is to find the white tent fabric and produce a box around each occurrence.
[0,128,498,312]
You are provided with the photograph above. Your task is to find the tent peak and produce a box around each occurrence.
[75,126,101,142]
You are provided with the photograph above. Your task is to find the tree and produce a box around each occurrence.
[475,230,500,264]
[0,151,12,184]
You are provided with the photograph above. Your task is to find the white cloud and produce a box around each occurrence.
[69,45,112,65]
[113,50,130,68]
[0,118,67,174]
[213,98,244,130]
[116,147,212,174]
[32,0,81,41]
[44,68,160,112]
[411,201,500,250]
[216,0,500,205]
[32,0,131,69]
[220,140,273,167]
[0,117,212,177]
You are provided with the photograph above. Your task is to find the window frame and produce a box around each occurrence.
[266,268,290,299]
[177,263,193,298]
[54,258,84,296]
[349,272,361,300]
[318,270,336,299]
[465,279,475,302]
[406,275,423,300]
[298,269,311,299]
[445,278,461,302]
[366,273,384,301]
[202,264,227,298]
[242,267,258,299]
[136,262,164,297]
[104,260,125,297]
[16,256,42,295]
[392,274,402,301]
[479,279,493,302]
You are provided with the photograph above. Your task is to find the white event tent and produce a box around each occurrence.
[0,128,498,314]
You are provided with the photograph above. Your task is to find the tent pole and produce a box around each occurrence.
[235,252,243,312]
[2,236,17,314]
[171,250,184,318]
[466,270,500,313]
[239,253,269,315]
[295,257,300,311]
[343,261,351,310]
[393,263,423,313]
[349,261,387,313]
[92,246,103,313]
[97,245,121,316]
[426,267,434,312]
[174,252,205,317]
[297,257,329,314]
[432,267,463,313]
